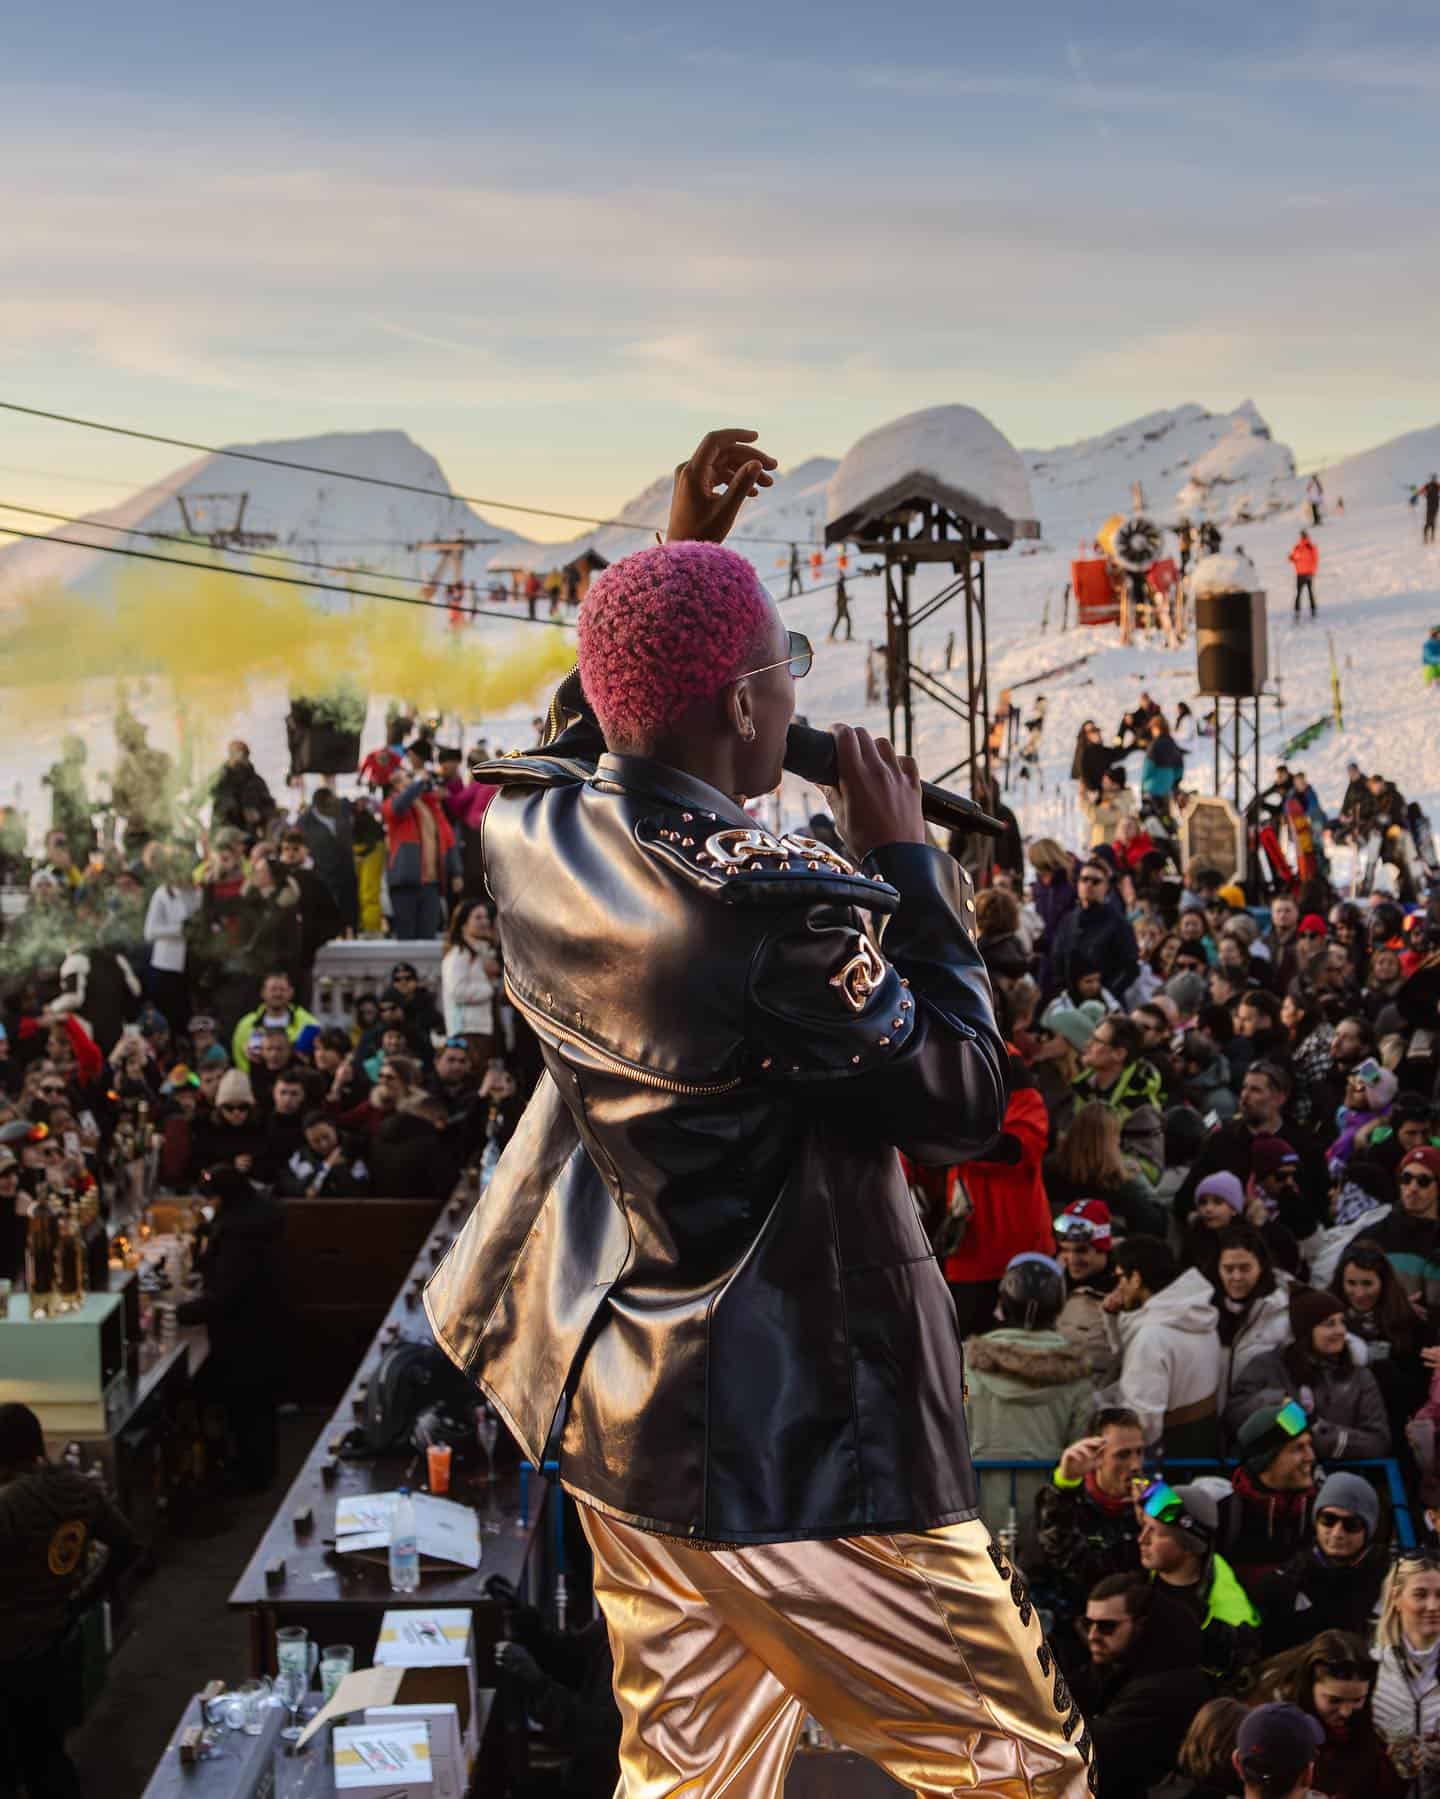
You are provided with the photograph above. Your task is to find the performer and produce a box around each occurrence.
[427,428,1091,1798]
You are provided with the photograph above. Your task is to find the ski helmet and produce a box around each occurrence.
[996,1252,1066,1330]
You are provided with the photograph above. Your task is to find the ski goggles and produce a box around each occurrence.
[1274,1397,1310,1438]
[1139,1479,1213,1546]
[1053,1213,1100,1243]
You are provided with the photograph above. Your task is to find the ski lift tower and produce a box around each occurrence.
[824,404,1040,807]
[175,492,278,551]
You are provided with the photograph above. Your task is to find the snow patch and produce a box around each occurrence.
[826,404,1036,536]
[1190,551,1261,598]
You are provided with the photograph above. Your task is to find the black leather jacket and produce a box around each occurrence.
[425,740,1008,1544]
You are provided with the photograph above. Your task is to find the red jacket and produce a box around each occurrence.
[940,1060,1054,1284]
[381,781,456,886]
[1289,537,1319,576]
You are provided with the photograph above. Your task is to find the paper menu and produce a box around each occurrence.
[334,1491,480,1569]
[333,1720,432,1789]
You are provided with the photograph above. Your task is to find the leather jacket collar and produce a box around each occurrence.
[593,753,753,829]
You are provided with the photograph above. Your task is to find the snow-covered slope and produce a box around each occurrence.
[1318,425,1440,514]
[5,405,1440,887]
[0,429,530,602]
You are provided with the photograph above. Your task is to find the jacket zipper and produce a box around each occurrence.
[505,978,743,1097]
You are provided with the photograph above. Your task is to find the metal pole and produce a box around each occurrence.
[901,560,914,758]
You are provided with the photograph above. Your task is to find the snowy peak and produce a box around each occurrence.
[1023,402,1298,543]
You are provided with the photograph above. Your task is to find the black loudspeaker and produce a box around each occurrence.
[1196,590,1267,697]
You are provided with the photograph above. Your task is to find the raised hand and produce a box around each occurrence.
[666,428,778,544]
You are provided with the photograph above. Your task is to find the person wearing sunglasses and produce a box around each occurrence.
[1339,1145,1440,1322]
[1227,1400,1320,1588]
[1253,1472,1387,1657]
[1069,1573,1211,1799]
[1046,858,1141,1013]
[1135,1478,1260,1683]
[427,432,1086,1798]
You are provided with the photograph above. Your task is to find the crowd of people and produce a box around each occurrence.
[946,762,1440,1794]
[12,588,1440,1793]
[0,721,538,1502]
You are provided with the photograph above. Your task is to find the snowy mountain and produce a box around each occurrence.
[1023,400,1298,548]
[0,429,531,603]
[3,403,1439,875]
[1318,425,1440,514]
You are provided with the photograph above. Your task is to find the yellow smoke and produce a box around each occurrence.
[0,554,572,727]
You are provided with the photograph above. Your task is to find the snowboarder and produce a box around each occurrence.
[1415,474,1440,546]
[1424,627,1440,687]
[785,543,803,598]
[1289,530,1319,618]
[829,573,853,642]
[1306,474,1325,527]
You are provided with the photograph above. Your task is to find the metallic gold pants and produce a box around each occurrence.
[581,1510,1093,1799]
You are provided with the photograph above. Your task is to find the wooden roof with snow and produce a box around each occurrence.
[825,404,1040,551]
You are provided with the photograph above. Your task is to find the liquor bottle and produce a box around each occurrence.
[80,1190,110,1295]
[25,1195,60,1319]
[55,1199,88,1312]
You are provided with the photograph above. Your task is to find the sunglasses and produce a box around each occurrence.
[443,1036,470,1050]
[1401,1170,1438,1185]
[219,1102,250,1114]
[1078,873,1107,885]
[1079,1617,1121,1637]
[1315,1511,1366,1534]
[733,630,813,683]
[1054,1215,1100,1243]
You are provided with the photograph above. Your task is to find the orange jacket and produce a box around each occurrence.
[1289,537,1319,576]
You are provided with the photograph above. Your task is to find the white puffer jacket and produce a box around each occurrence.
[441,945,494,1036]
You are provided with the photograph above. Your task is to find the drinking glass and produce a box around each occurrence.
[476,1404,502,1535]
[319,1645,354,1704]
[275,1626,317,1687]
[238,1679,271,1736]
[274,1665,307,1743]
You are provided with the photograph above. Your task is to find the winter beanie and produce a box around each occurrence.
[1195,1172,1245,1215]
[215,1069,255,1108]
[1289,1286,1345,1344]
[1237,1401,1311,1476]
[1164,971,1207,1017]
[1315,1471,1380,1546]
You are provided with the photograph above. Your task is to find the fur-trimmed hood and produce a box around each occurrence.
[964,1329,1093,1388]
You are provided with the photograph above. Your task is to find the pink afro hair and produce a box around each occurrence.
[577,541,774,747]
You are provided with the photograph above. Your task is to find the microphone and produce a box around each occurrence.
[784,723,1009,840]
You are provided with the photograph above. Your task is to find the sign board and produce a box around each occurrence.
[1179,796,1244,881]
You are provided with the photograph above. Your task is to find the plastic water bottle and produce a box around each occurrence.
[389,1487,420,1594]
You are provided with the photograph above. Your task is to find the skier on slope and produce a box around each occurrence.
[1423,626,1440,688]
[1414,474,1440,546]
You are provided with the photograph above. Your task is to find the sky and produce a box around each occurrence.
[2,0,1437,538]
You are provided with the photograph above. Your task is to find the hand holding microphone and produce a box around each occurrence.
[784,722,1008,844]
[821,726,926,862]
